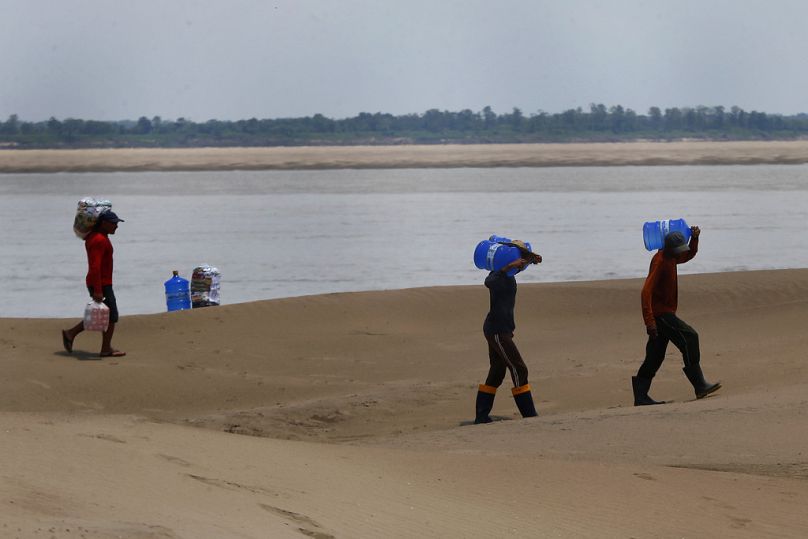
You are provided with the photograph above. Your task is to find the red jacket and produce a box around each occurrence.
[641,236,698,329]
[85,231,113,296]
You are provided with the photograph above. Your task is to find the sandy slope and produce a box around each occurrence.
[2,269,808,537]
[4,140,808,172]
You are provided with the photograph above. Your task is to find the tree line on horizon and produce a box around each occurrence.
[2,104,808,148]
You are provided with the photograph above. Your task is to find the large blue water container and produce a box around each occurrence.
[643,218,691,251]
[487,235,532,252]
[473,235,533,276]
[164,271,191,312]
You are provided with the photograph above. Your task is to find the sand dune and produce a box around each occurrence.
[4,140,808,172]
[2,269,808,537]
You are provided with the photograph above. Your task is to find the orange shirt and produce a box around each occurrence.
[641,236,698,328]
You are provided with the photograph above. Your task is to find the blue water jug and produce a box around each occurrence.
[473,235,534,276]
[488,235,522,245]
[164,271,191,312]
[643,218,691,251]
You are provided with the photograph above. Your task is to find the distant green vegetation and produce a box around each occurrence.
[2,105,808,148]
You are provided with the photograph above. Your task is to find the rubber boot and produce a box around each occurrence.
[632,376,665,406]
[512,384,538,418]
[682,365,721,399]
[474,384,497,424]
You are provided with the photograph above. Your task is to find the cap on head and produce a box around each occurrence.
[98,210,124,224]
[664,231,689,254]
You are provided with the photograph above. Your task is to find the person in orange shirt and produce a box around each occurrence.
[633,226,720,405]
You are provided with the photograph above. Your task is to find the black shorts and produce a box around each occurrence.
[87,285,119,324]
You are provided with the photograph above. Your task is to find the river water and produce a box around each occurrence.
[1,165,807,318]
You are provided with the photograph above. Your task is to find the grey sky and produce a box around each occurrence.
[2,0,808,121]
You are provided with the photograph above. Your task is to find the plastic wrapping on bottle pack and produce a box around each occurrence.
[83,301,110,332]
[191,265,221,308]
[73,197,113,239]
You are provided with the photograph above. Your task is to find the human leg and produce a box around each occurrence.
[484,335,508,388]
[490,333,537,418]
[511,384,538,418]
[658,314,720,398]
[633,328,669,405]
[474,384,497,424]
[475,336,507,424]
[62,321,84,353]
[99,286,125,357]
[637,331,669,380]
[656,313,699,367]
[490,333,529,388]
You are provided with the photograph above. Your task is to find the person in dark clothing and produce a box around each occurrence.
[475,241,542,424]
[632,226,721,405]
[61,211,127,358]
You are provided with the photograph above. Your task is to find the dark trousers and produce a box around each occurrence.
[484,332,529,388]
[637,312,700,380]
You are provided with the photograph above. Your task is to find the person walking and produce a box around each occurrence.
[61,210,126,358]
[474,241,542,424]
[632,226,720,405]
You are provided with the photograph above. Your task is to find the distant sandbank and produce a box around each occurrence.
[3,140,808,172]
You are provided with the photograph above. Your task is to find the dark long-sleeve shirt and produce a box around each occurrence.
[85,231,114,296]
[641,235,698,328]
[483,270,517,335]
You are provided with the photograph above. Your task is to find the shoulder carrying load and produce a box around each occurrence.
[191,265,221,308]
[473,234,538,276]
[73,197,113,239]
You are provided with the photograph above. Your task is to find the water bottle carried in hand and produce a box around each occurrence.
[164,271,191,312]
[642,218,691,251]
[84,301,109,332]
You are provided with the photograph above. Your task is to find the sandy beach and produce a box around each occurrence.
[2,269,808,537]
[3,140,808,172]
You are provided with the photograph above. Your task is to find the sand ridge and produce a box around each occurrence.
[2,269,808,537]
[4,140,808,172]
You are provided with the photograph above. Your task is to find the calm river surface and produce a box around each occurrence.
[1,165,807,318]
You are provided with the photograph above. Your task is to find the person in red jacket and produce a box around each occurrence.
[633,226,720,405]
[61,211,126,357]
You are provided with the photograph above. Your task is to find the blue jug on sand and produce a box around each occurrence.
[643,219,691,251]
[164,271,191,312]
[474,235,533,277]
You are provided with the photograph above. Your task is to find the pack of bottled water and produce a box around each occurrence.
[83,301,110,332]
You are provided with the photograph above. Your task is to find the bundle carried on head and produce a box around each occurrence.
[73,197,113,239]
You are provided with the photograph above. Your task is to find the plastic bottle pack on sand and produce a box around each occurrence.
[191,265,221,308]
[73,197,113,239]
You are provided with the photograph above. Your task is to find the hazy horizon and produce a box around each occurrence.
[6,102,805,125]
[3,0,808,122]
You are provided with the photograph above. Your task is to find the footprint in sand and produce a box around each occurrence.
[259,504,335,539]
[633,472,656,481]
[77,433,126,444]
[156,454,192,467]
